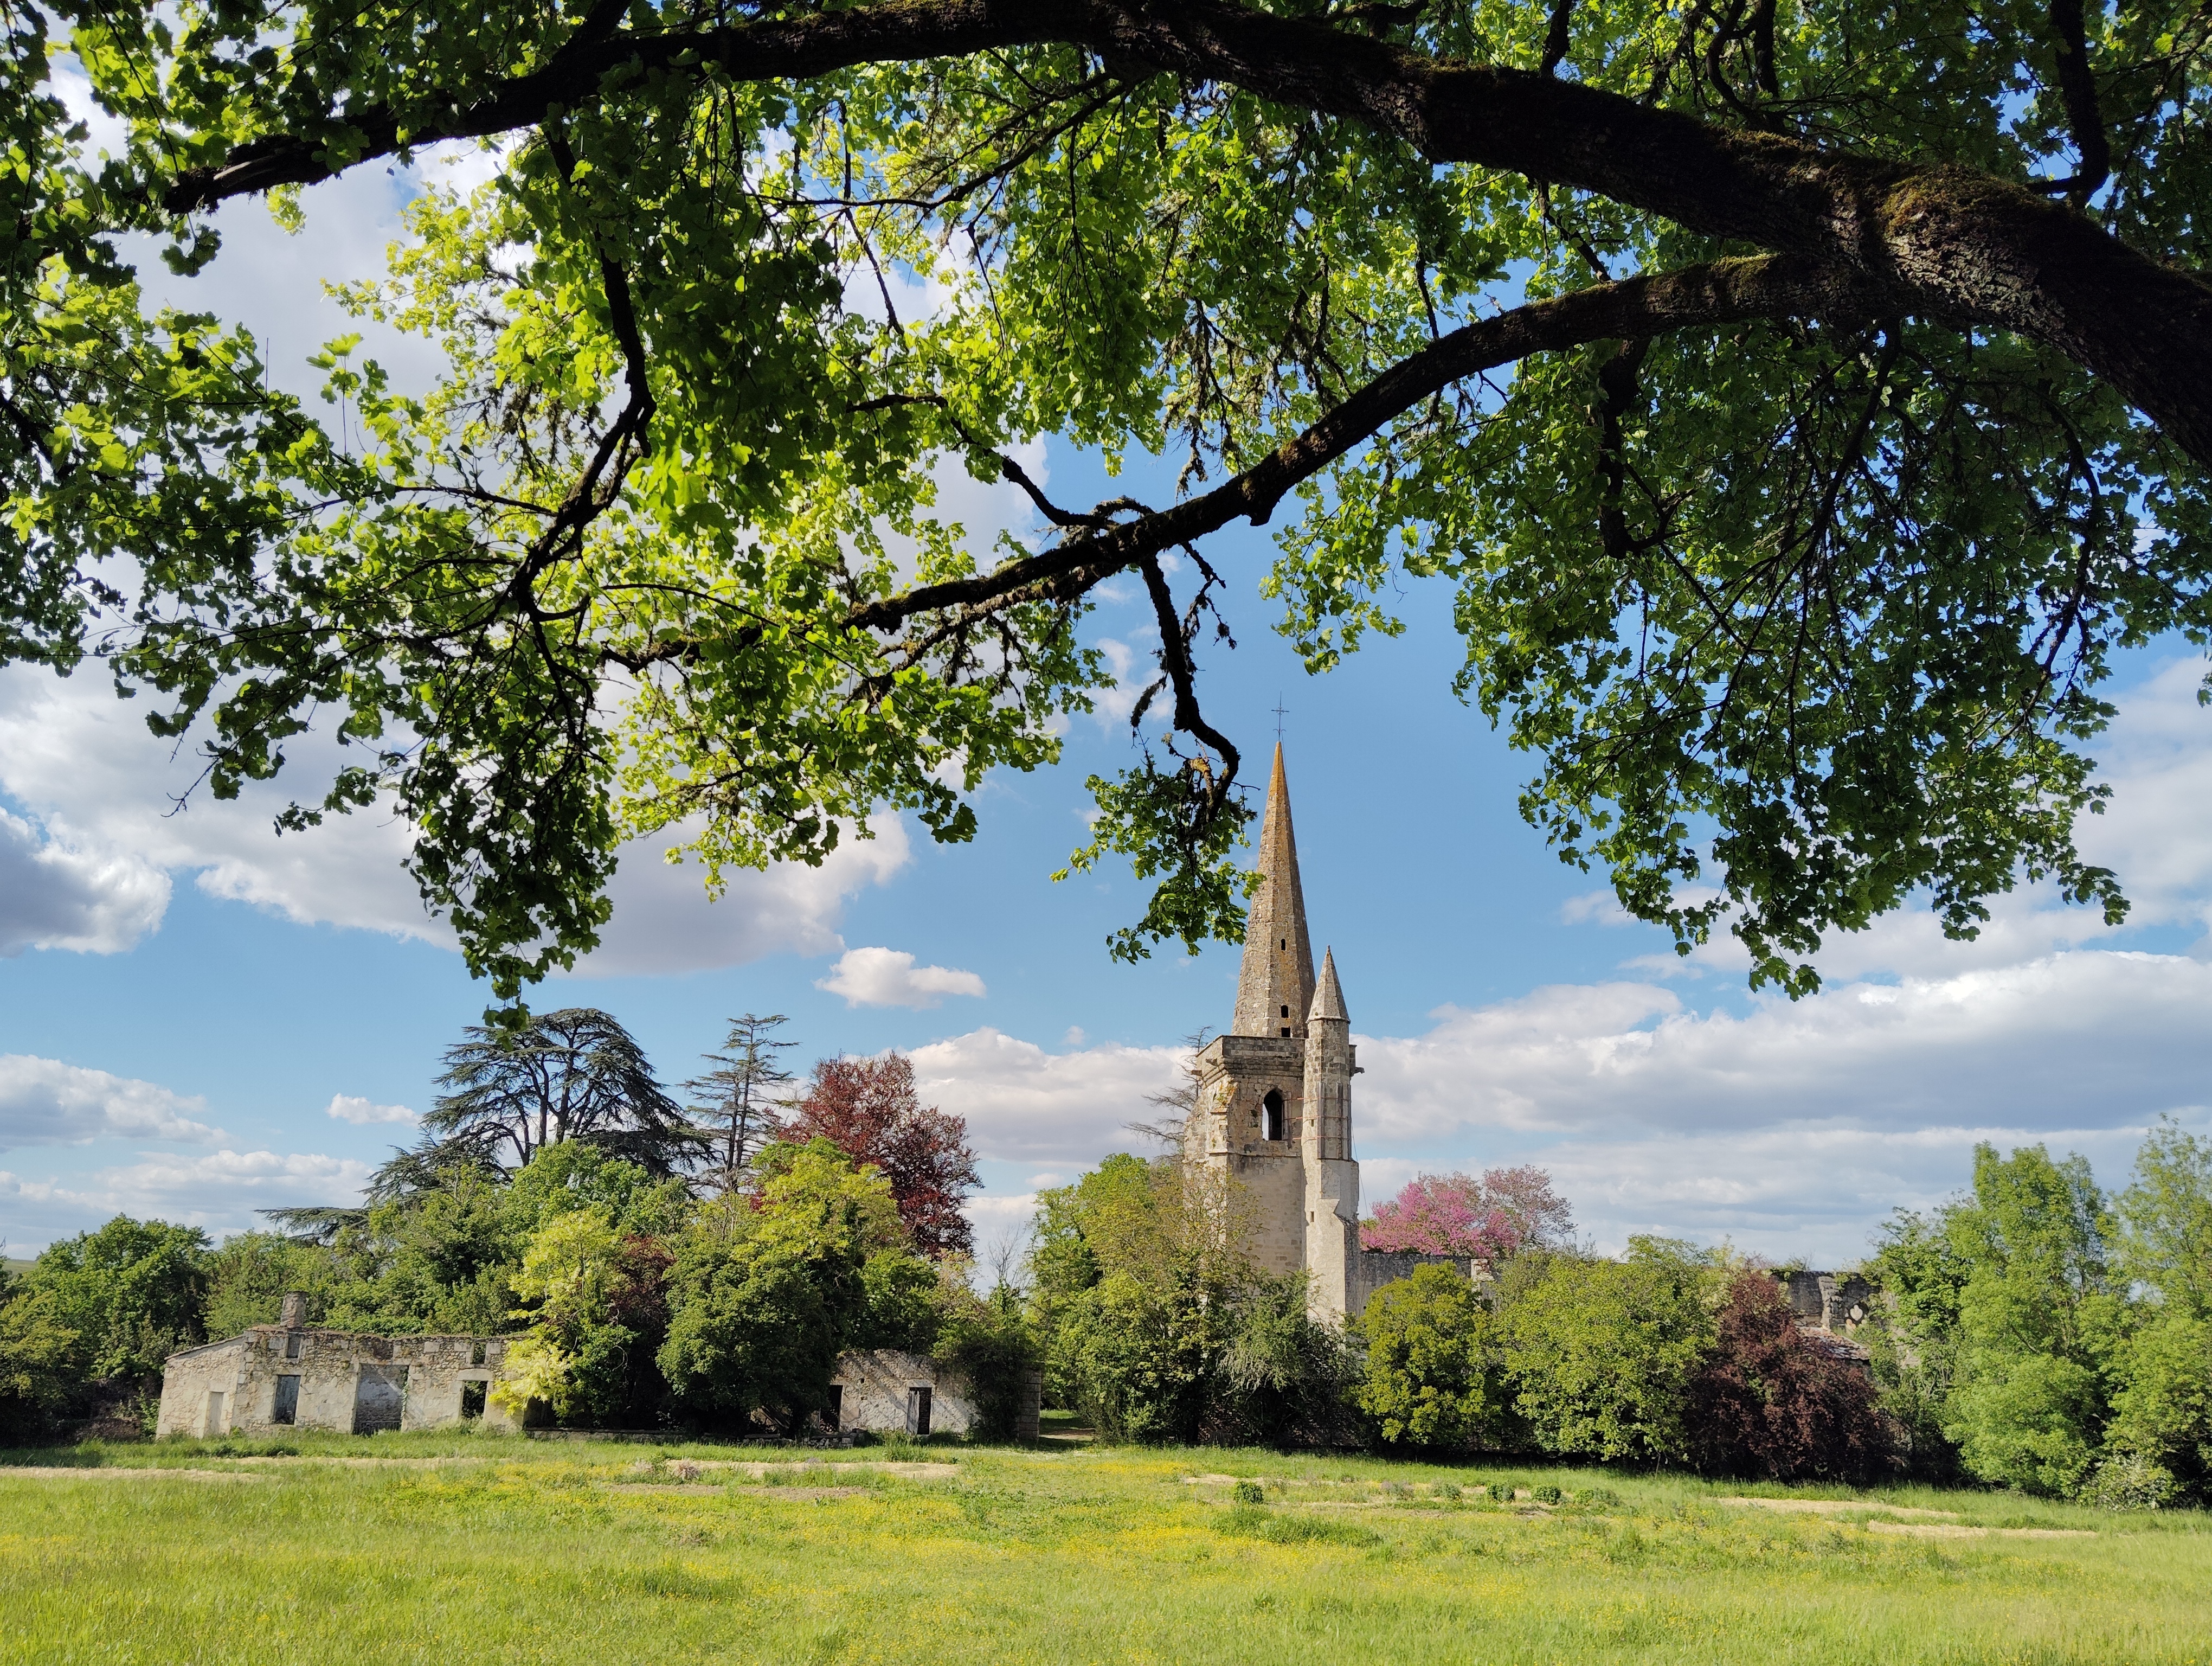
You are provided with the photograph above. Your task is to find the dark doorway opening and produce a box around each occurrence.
[272,1374,300,1425]
[460,1380,487,1421]
[906,1386,933,1438]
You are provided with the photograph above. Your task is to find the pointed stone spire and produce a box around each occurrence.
[1308,946,1348,1024]
[1232,743,1317,1038]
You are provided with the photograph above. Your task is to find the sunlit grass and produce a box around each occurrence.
[2,1432,2205,1664]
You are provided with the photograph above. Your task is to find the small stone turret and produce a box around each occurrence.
[1301,949,1359,1318]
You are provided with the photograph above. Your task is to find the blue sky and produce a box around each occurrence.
[5,134,2210,1265]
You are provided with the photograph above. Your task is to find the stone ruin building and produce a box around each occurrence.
[157,1292,1012,1439]
[157,1292,519,1437]
[1184,746,1480,1323]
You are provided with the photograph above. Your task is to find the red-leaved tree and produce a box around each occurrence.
[778,1054,980,1258]
[1688,1271,1889,1480]
[1360,1167,1574,1261]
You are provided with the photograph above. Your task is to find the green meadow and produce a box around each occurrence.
[2,1433,2206,1665]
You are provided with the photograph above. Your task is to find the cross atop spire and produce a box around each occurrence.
[1231,743,1317,1038]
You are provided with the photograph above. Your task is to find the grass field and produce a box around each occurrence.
[2,1431,2206,1665]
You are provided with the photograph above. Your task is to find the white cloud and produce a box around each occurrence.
[816,946,987,1009]
[0,807,170,955]
[0,664,915,976]
[1353,951,2212,1145]
[908,1027,1187,1162]
[0,1149,376,1252]
[574,819,912,976]
[325,1093,416,1126]
[0,1056,220,1150]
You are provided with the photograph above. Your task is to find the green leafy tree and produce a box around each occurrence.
[1496,1238,1719,1464]
[2101,1120,2212,1503]
[657,1139,925,1431]
[14,2,2212,999]
[0,1288,81,1442]
[1863,1203,1976,1477]
[200,1232,349,1341]
[1941,1143,2128,1497]
[1354,1263,1512,1450]
[1030,1153,1345,1443]
[24,1218,210,1383]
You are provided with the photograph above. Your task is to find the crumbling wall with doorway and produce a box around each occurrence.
[829,1349,981,1437]
[157,1300,516,1437]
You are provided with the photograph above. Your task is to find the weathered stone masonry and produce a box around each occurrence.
[1184,746,1468,1323]
[157,1296,515,1438]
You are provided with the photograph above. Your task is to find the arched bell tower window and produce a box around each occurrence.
[1262,1090,1285,1143]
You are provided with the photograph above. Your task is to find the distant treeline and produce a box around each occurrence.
[2,1006,2206,1505]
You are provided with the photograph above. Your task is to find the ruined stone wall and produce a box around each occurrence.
[157,1328,515,1437]
[830,1349,981,1437]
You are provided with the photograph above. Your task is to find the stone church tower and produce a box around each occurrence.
[1184,745,1362,1320]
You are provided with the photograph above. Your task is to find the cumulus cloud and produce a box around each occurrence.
[0,664,918,975]
[0,1055,220,1150]
[816,946,988,1009]
[325,1093,416,1126]
[1352,952,2212,1145]
[0,808,170,956]
[574,820,913,976]
[909,1028,1187,1162]
[0,1149,376,1251]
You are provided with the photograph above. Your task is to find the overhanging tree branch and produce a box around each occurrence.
[151,0,2212,470]
[846,252,1882,638]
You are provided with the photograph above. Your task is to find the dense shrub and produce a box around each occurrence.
[1354,1264,1513,1450]
[1688,1272,1887,1479]
[1495,1239,1716,1464]
[655,1140,929,1431]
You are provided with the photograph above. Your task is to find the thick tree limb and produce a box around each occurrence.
[847,252,1881,636]
[156,0,2212,471]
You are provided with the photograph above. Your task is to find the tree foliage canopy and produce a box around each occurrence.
[10,0,2212,989]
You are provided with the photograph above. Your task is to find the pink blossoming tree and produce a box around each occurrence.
[1360,1166,1574,1262]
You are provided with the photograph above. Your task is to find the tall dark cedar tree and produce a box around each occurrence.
[9,1,2212,992]
[420,1008,705,1177]
[782,1055,981,1258]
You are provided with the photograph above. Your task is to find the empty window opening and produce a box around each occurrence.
[460,1380,487,1421]
[285,1331,303,1361]
[906,1386,933,1438]
[1281,1004,1289,1018]
[272,1375,300,1425]
[470,1338,487,1367]
[1262,1091,1285,1142]
[1279,938,1286,950]
[1280,1027,1291,1037]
